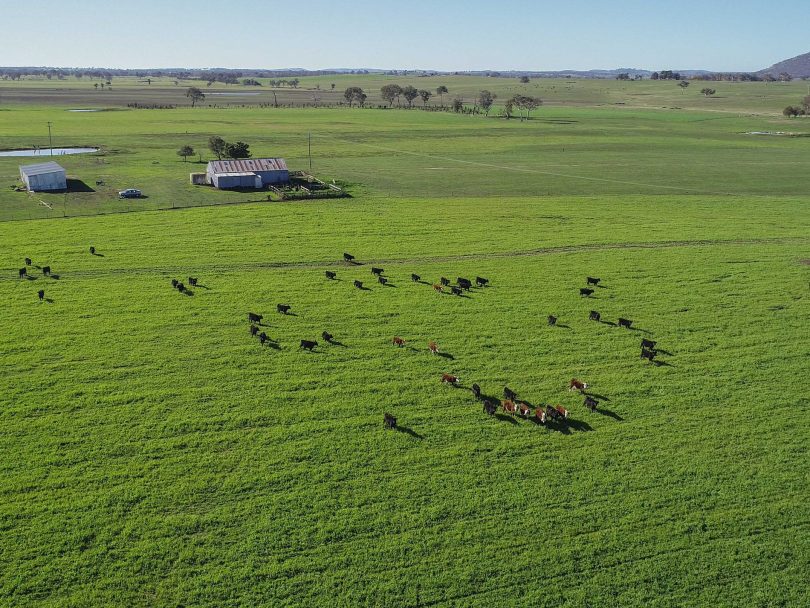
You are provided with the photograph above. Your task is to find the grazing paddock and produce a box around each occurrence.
[0,193,807,607]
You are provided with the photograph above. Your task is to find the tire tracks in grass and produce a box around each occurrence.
[1,236,806,283]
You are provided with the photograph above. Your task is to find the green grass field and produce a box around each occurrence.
[1,79,809,607]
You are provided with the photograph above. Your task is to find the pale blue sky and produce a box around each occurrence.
[2,0,807,72]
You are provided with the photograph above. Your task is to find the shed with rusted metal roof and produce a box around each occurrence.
[206,158,289,189]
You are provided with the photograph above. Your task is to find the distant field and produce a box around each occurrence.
[0,77,808,607]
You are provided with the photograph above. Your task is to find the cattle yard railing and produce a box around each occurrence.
[267,172,348,201]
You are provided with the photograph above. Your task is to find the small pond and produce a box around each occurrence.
[0,147,99,157]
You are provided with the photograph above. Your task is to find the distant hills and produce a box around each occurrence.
[759,52,810,78]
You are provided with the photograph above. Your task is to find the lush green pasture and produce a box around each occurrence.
[1,101,809,221]
[1,196,808,607]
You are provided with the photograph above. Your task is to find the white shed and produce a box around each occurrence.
[19,161,67,192]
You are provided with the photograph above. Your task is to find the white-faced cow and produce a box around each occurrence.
[393,336,406,347]
[441,373,459,385]
[569,379,588,392]
[518,403,531,417]
[555,405,569,420]
[535,408,547,424]
[502,400,517,414]
[429,341,439,355]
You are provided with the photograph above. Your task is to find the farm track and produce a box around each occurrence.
[2,236,806,282]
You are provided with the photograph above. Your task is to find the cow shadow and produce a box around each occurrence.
[380,282,398,288]
[554,323,572,330]
[279,311,299,317]
[181,289,194,296]
[394,425,424,440]
[567,418,593,432]
[653,360,675,367]
[596,284,608,289]
[195,283,211,290]
[437,351,454,360]
[548,421,572,435]
[597,407,623,421]
[265,342,281,350]
[25,276,37,281]
[600,320,617,326]
[50,274,60,280]
[325,340,347,347]
[656,349,673,356]
[44,297,54,304]
[91,252,105,257]
[346,260,361,266]
[355,285,371,291]
[585,392,610,402]
[494,413,518,425]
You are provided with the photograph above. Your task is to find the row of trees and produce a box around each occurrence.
[207,137,251,159]
[783,96,810,118]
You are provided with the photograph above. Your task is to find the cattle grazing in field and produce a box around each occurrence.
[38,289,44,301]
[569,379,588,392]
[300,339,318,351]
[451,286,462,296]
[475,276,489,287]
[502,400,517,414]
[483,400,498,415]
[248,312,263,324]
[641,338,657,350]
[250,324,259,336]
[618,318,633,329]
[277,304,291,315]
[19,268,26,279]
[411,273,421,282]
[322,331,334,343]
[535,408,547,424]
[503,386,518,401]
[518,403,531,417]
[440,277,450,287]
[89,247,95,255]
[343,253,355,262]
[392,336,406,347]
[42,266,51,276]
[548,315,558,326]
[429,341,439,355]
[371,267,384,276]
[589,310,601,322]
[384,412,397,429]
[641,348,656,362]
[354,280,363,289]
[584,396,598,412]
[555,405,569,420]
[259,332,268,345]
[441,373,459,385]
[580,288,594,297]
[471,383,482,401]
[176,282,185,292]
[457,278,471,290]
[586,277,601,286]
[188,277,198,286]
[378,276,388,285]
[432,283,443,293]
[325,270,337,280]
[546,405,561,421]
[24,257,32,266]
[171,279,178,288]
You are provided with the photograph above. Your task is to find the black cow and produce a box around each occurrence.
[300,339,318,351]
[325,270,337,280]
[548,315,557,326]
[259,332,268,346]
[440,277,450,287]
[586,277,601,286]
[384,412,397,429]
[322,331,333,343]
[277,304,291,314]
[580,288,594,297]
[546,405,562,421]
[457,278,472,290]
[378,276,388,285]
[371,267,384,276]
[42,266,51,276]
[451,286,462,296]
[471,383,482,400]
[343,253,355,262]
[483,400,497,415]
[476,276,489,287]
[411,273,421,282]
[354,280,363,289]
[618,318,633,329]
[24,257,32,266]
[171,279,178,288]
[584,396,598,411]
[250,324,259,336]
[504,386,518,401]
[18,268,26,279]
[89,247,95,255]
[38,289,45,301]
[188,277,198,286]
[176,282,185,292]
[641,348,656,362]
[589,310,601,322]
[641,338,657,350]
[248,312,263,324]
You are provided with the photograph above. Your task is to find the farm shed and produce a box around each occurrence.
[19,161,67,192]
[206,158,289,189]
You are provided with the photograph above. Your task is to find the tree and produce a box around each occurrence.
[225,141,251,159]
[402,85,419,107]
[478,90,496,116]
[436,85,448,107]
[381,84,403,107]
[700,88,716,96]
[418,89,432,107]
[783,106,800,118]
[651,72,660,80]
[778,72,793,82]
[177,145,194,162]
[678,81,690,94]
[94,83,98,90]
[511,95,542,120]
[503,98,514,119]
[354,91,367,107]
[519,76,530,83]
[186,86,205,107]
[289,78,300,88]
[802,95,810,112]
[208,136,227,160]
[344,86,364,107]
[330,83,336,91]
[451,98,463,113]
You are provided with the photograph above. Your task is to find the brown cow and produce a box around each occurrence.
[429,341,439,355]
[569,379,588,392]
[392,336,406,347]
[502,400,517,414]
[535,408,547,424]
[555,405,569,420]
[432,283,443,293]
[517,403,531,417]
[441,373,459,385]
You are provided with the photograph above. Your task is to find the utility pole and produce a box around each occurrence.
[308,132,312,172]
[47,122,53,156]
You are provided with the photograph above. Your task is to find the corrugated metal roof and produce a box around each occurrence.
[214,172,258,177]
[19,161,66,176]
[208,158,287,173]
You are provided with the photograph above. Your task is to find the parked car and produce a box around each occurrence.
[118,188,142,199]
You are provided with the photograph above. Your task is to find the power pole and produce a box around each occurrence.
[308,132,312,172]
[47,122,53,156]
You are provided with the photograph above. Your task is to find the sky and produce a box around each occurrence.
[1,0,808,72]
